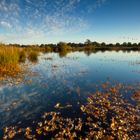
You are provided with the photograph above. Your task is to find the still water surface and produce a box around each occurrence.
[0,51,140,130]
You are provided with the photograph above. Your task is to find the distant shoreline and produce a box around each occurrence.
[1,40,140,51]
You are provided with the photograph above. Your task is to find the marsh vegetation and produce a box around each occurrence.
[0,43,140,140]
[2,83,140,139]
[0,44,40,78]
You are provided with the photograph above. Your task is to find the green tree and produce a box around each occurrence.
[127,42,132,47]
[116,43,120,46]
[58,42,70,52]
[57,42,71,57]
[122,42,127,46]
[101,42,106,46]
[85,39,92,45]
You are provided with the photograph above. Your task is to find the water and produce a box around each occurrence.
[0,51,140,130]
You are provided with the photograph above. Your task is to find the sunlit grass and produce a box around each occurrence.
[0,42,140,77]
[0,45,19,65]
[0,44,40,77]
[0,45,21,76]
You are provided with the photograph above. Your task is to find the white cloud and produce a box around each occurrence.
[0,21,12,29]
[87,0,107,12]
[0,0,107,44]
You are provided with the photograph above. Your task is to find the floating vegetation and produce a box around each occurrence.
[0,65,39,86]
[0,63,28,86]
[1,49,140,139]
[80,89,140,139]
[2,85,140,139]
[54,103,61,108]
[54,103,72,109]
[131,90,140,102]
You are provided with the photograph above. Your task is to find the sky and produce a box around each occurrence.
[0,0,140,44]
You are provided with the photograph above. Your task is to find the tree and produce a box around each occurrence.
[132,43,137,46]
[57,42,71,52]
[127,42,132,47]
[101,42,106,46]
[116,43,120,46]
[85,39,92,45]
[122,42,127,46]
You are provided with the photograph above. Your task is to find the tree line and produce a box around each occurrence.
[2,39,140,51]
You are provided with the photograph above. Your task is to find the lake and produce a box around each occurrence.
[0,50,140,139]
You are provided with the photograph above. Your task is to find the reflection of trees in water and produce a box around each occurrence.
[58,50,69,57]
[1,51,140,133]
[57,42,71,58]
[84,50,98,56]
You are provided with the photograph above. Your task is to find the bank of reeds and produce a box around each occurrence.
[0,45,19,64]
[0,45,21,76]
[0,44,40,77]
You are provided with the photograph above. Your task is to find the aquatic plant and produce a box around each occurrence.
[2,84,140,139]
[19,50,26,63]
[0,45,19,65]
[28,51,39,63]
[0,45,21,77]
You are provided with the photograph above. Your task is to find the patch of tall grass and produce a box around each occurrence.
[0,44,40,78]
[19,50,26,63]
[0,45,19,65]
[0,45,22,76]
[28,51,39,63]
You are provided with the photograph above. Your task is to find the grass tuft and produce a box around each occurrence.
[28,51,39,63]
[0,45,21,77]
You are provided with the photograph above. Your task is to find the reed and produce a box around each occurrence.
[0,45,19,65]
[28,51,39,63]
[0,45,21,76]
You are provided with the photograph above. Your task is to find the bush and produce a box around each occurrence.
[58,42,71,52]
[28,51,39,63]
[19,50,26,63]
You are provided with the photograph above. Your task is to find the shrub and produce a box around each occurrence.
[28,51,39,63]
[19,50,26,63]
[57,42,71,52]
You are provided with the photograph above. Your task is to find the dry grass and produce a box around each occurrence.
[0,44,24,77]
[0,44,40,77]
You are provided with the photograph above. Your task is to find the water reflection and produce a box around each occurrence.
[0,51,140,133]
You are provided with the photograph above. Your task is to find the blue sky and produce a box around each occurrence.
[0,0,140,44]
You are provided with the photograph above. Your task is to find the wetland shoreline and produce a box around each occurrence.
[0,46,140,140]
